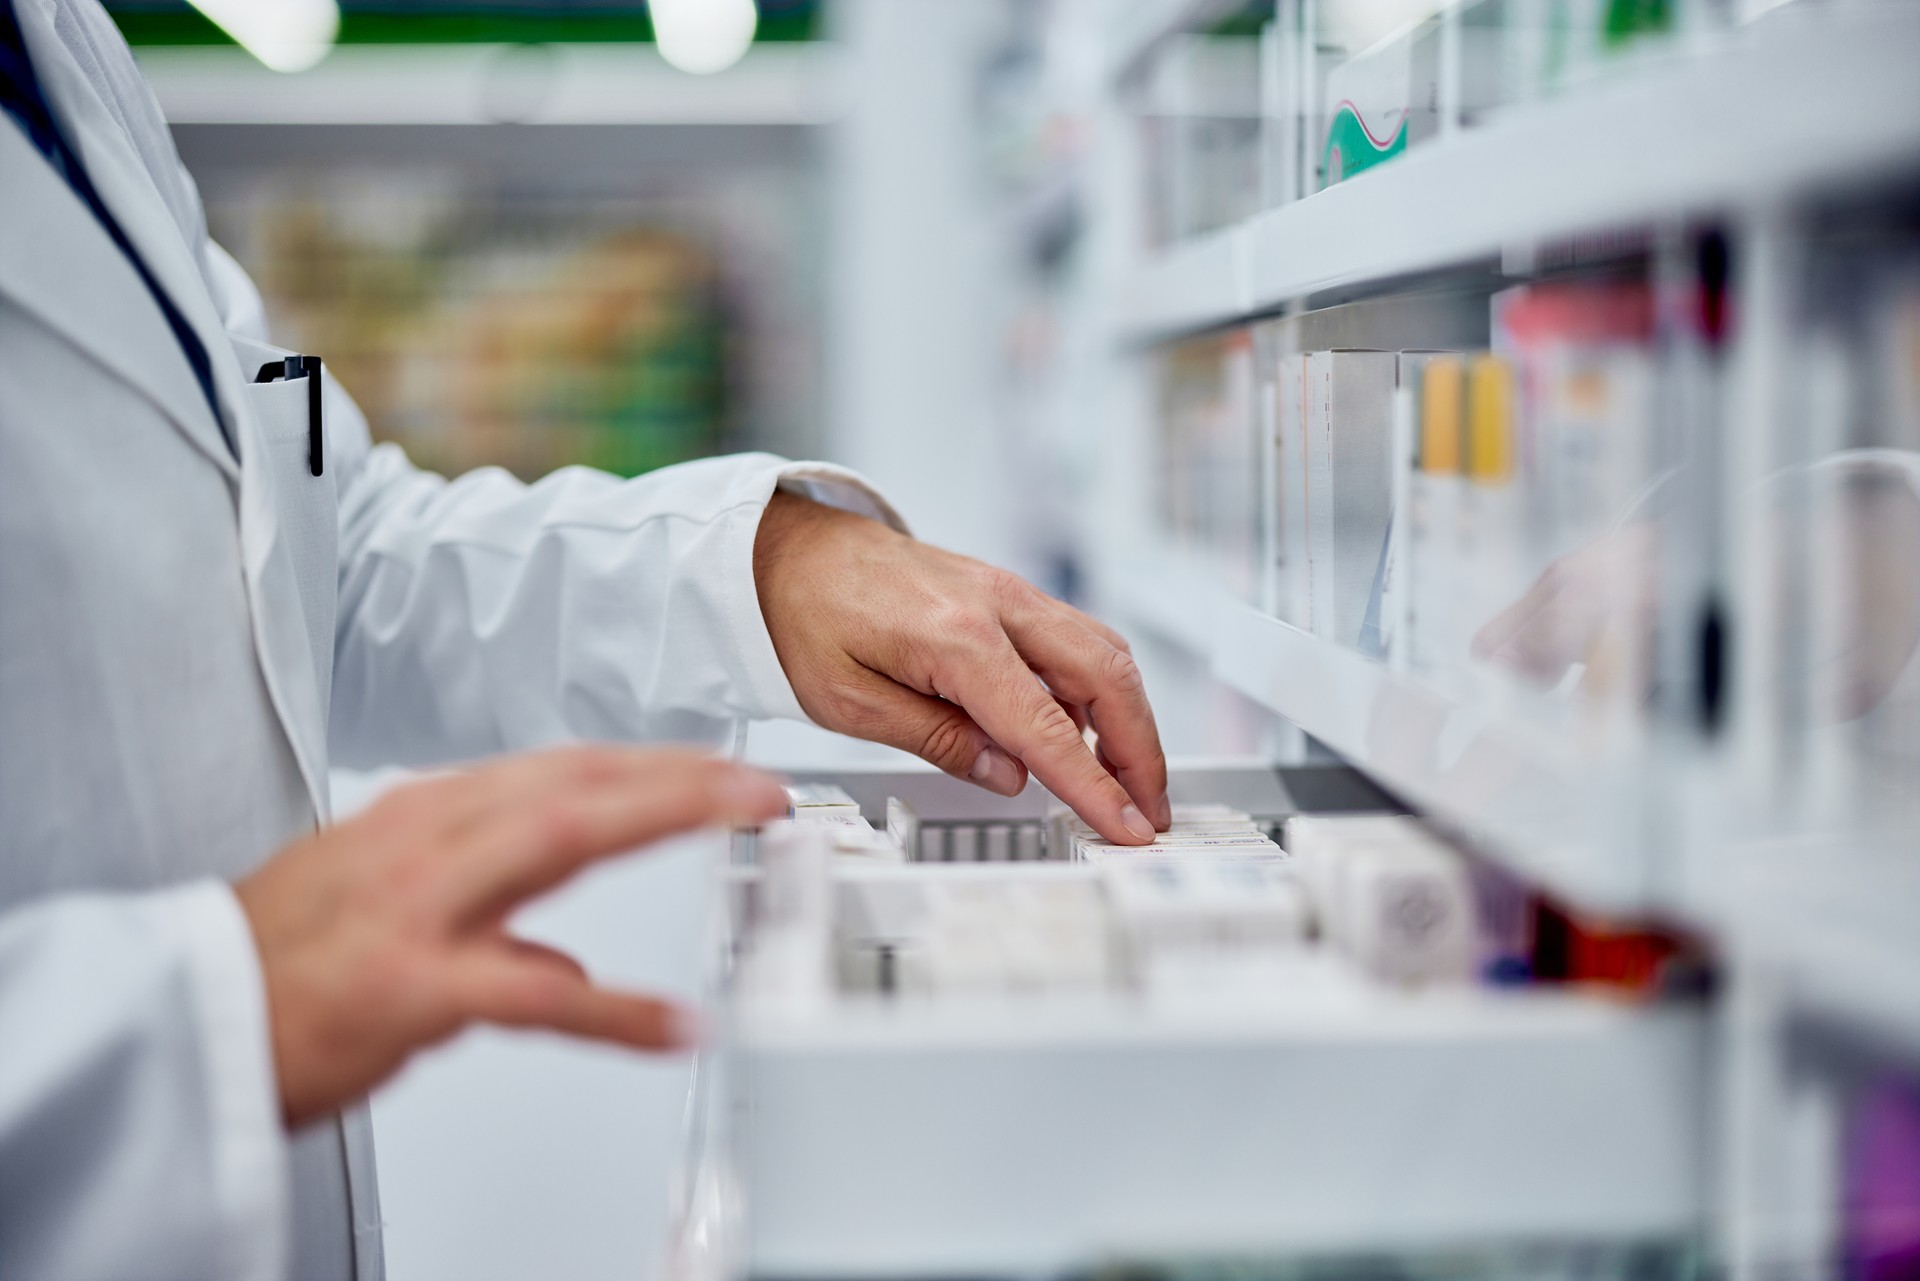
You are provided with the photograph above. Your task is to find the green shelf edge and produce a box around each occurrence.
[107,9,820,49]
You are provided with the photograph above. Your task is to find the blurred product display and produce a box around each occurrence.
[1156,331,1264,599]
[210,187,735,480]
[954,1,1920,1279]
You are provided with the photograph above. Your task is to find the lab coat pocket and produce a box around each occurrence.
[240,368,339,717]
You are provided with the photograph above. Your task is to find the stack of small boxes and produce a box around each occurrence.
[1054,803,1313,993]
[1050,801,1282,863]
[910,877,1115,995]
[769,789,1495,1001]
[784,783,904,861]
[1284,815,1479,986]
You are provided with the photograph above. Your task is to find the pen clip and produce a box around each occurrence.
[251,355,325,478]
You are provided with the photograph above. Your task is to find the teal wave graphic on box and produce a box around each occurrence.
[1322,102,1407,187]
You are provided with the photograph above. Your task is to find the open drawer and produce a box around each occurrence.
[721,764,1711,1278]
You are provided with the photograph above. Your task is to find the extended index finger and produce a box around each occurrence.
[1001,600,1169,829]
[932,631,1158,845]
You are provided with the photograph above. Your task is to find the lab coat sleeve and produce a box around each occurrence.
[0,881,288,1281]
[197,243,905,768]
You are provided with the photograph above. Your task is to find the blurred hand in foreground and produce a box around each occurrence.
[754,491,1170,845]
[1471,522,1661,695]
[238,748,787,1128]
[1474,465,1920,722]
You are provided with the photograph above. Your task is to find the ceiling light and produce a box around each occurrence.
[188,0,340,74]
[651,0,758,76]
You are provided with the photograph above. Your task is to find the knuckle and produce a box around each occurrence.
[925,610,1000,665]
[919,715,978,773]
[1028,701,1087,752]
[1101,647,1144,695]
[980,566,1031,608]
[892,631,944,686]
[934,599,997,645]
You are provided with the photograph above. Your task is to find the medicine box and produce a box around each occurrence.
[1304,350,1399,647]
[1284,815,1477,985]
[1319,12,1445,188]
[1101,856,1312,993]
[786,783,861,821]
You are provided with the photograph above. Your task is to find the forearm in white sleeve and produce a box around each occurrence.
[0,881,288,1281]
[200,239,906,767]
[327,441,904,767]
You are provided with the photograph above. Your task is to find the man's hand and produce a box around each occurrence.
[754,492,1169,845]
[236,748,787,1129]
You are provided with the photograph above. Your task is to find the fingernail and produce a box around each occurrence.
[1120,803,1156,843]
[667,1006,707,1050]
[969,747,1024,797]
[721,768,786,821]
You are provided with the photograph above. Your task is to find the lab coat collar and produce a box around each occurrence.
[6,0,334,823]
[0,119,239,482]
[5,0,242,482]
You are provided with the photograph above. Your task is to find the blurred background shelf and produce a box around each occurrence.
[1086,539,1240,658]
[1121,221,1250,345]
[1724,837,1920,1061]
[1106,0,1259,84]
[1120,4,1920,342]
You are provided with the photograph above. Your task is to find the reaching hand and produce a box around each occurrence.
[1471,523,1661,694]
[753,491,1170,845]
[236,747,787,1128]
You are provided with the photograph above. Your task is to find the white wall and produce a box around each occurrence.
[824,0,1022,572]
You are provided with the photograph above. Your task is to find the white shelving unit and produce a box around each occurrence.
[1036,3,1920,1277]
[1722,835,1920,1061]
[1090,541,1657,912]
[1123,6,1920,341]
[1211,606,1658,909]
[714,4,1920,1279]
[1086,1,1920,931]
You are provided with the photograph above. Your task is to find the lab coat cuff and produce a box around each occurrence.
[168,879,290,1281]
[773,463,910,535]
[725,459,909,725]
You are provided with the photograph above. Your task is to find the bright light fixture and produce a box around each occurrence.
[187,0,340,74]
[650,0,758,76]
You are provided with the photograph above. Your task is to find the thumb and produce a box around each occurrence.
[834,671,1028,797]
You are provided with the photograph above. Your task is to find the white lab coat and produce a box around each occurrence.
[0,2,896,1278]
